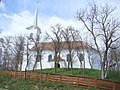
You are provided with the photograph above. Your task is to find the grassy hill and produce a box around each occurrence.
[0,68,120,90]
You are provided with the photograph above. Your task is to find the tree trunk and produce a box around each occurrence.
[88,55,93,69]
[54,54,57,73]
[68,62,70,68]
[33,61,37,72]
[19,54,23,71]
[33,56,38,72]
[101,61,105,79]
[101,68,105,79]
[54,62,57,73]
[39,58,42,71]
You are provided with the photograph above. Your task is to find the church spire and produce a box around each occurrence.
[26,0,41,34]
[34,1,38,28]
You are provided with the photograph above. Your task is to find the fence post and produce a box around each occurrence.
[47,73,49,81]
[45,73,47,81]
[60,75,62,83]
[10,71,11,76]
[29,72,31,79]
[11,70,13,77]
[11,71,13,77]
[8,70,10,76]
[20,71,21,78]
[77,76,79,87]
[6,70,8,76]
[95,79,97,89]
[112,82,115,90]
[14,71,16,78]
[40,73,42,80]
[38,72,40,80]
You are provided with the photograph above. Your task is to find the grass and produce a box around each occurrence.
[0,74,95,90]
[0,74,10,89]
[106,70,120,82]
[35,68,120,82]
[36,68,100,78]
[0,68,120,90]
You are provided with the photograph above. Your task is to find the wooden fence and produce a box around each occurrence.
[0,70,120,90]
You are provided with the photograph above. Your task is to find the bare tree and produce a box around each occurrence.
[46,24,63,73]
[38,42,45,72]
[27,32,40,72]
[73,30,86,76]
[28,31,44,72]
[0,47,2,69]
[85,39,97,69]
[61,26,79,74]
[11,35,25,71]
[0,38,4,69]
[76,4,120,79]
[24,37,32,80]
[109,41,120,72]
[0,36,13,70]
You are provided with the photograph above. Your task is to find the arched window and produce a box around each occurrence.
[48,55,52,61]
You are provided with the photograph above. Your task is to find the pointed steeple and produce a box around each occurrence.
[34,1,38,28]
[26,0,41,34]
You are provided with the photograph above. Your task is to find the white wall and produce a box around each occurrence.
[22,48,100,71]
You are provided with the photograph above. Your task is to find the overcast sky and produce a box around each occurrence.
[0,0,120,37]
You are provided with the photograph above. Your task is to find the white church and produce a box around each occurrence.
[22,2,100,71]
[22,40,100,71]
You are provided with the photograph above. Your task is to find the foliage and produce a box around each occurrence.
[0,74,10,89]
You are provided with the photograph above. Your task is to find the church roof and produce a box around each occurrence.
[31,41,89,51]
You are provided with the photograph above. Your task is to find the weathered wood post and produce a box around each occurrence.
[95,79,97,89]
[20,71,22,78]
[45,73,47,81]
[47,73,50,81]
[14,71,16,78]
[77,76,79,87]
[112,82,115,90]
[60,75,62,83]
[37,72,40,80]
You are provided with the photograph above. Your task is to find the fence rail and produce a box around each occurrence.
[0,70,120,90]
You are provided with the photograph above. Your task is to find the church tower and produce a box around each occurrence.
[26,0,41,41]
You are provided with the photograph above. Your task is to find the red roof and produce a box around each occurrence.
[31,41,88,50]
